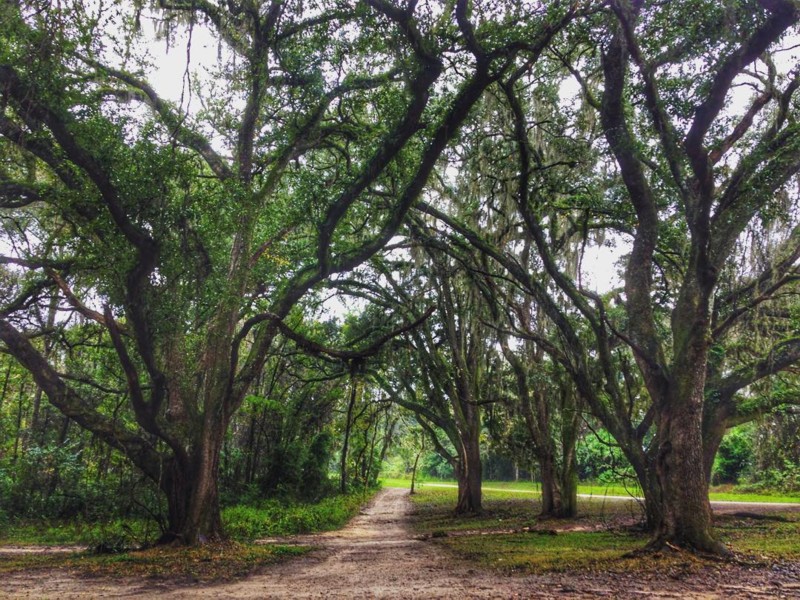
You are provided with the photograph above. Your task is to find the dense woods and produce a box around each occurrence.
[1,0,799,557]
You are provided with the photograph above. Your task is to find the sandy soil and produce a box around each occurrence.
[1,488,799,599]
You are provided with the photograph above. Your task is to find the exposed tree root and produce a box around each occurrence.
[623,536,733,560]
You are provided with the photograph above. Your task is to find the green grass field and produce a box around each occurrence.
[402,483,800,574]
[380,477,800,504]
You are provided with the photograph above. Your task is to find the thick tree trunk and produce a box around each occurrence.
[160,426,226,545]
[647,372,725,554]
[455,437,482,514]
[161,459,224,545]
[639,463,664,532]
[539,385,579,519]
[539,449,578,518]
[557,386,579,518]
[559,463,578,518]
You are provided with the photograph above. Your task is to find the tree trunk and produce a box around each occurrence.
[701,396,733,484]
[12,378,26,463]
[244,412,258,485]
[340,375,359,494]
[539,450,561,517]
[636,458,664,532]
[647,374,725,554]
[538,385,580,519]
[559,462,578,518]
[702,421,727,485]
[157,411,228,546]
[161,448,224,545]
[0,362,11,411]
[29,293,58,439]
[364,412,381,488]
[410,446,423,495]
[378,416,396,467]
[455,436,482,514]
[557,385,580,518]
[538,450,578,518]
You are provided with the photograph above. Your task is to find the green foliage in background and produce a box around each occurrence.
[712,425,754,485]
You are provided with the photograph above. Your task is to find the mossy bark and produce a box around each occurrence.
[160,432,226,545]
[645,336,727,554]
[539,449,578,518]
[455,435,482,514]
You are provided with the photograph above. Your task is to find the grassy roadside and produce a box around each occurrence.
[0,488,377,581]
[0,542,309,582]
[380,477,800,504]
[403,485,800,575]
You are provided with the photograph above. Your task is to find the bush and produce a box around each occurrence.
[0,441,164,523]
[0,517,160,547]
[758,460,800,493]
[576,429,633,483]
[222,489,374,541]
[299,432,336,501]
[713,425,754,484]
[420,452,453,480]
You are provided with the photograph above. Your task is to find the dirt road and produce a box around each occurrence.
[2,488,798,599]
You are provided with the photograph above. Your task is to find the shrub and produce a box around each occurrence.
[576,429,633,483]
[760,461,800,493]
[713,425,754,485]
[222,490,373,541]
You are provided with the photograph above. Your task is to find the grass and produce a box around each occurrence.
[381,477,642,500]
[705,485,800,504]
[0,518,160,548]
[0,541,309,582]
[409,486,642,534]
[716,513,800,558]
[403,483,800,575]
[223,489,375,541]
[380,477,800,504]
[0,488,377,582]
[443,531,643,573]
[0,489,375,546]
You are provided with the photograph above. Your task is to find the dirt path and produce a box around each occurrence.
[2,488,799,599]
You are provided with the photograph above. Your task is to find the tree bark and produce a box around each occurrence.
[160,438,225,545]
[702,419,727,484]
[646,362,726,553]
[538,447,579,519]
[340,373,359,494]
[637,460,663,532]
[539,450,561,517]
[455,433,482,514]
[556,384,580,519]
[410,445,423,495]
[559,461,578,519]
